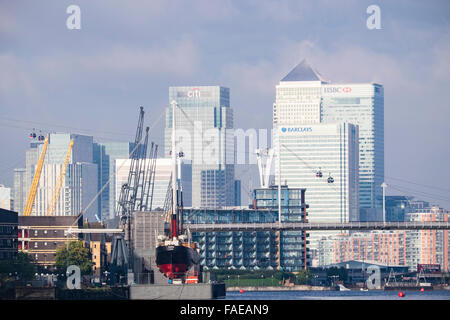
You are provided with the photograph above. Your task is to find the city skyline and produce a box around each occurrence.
[1,1,450,211]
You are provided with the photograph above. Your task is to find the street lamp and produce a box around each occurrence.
[381,182,387,223]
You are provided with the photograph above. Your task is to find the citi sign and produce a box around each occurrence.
[323,86,352,94]
[187,88,201,98]
[281,127,312,133]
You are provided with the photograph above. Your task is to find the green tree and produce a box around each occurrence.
[55,241,93,275]
[0,252,36,282]
[295,269,312,285]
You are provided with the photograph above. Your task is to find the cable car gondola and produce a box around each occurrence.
[316,168,323,178]
[327,173,334,184]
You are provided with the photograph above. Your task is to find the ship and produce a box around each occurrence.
[155,100,200,282]
[156,235,200,279]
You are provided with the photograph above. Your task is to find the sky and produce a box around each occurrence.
[1,0,450,208]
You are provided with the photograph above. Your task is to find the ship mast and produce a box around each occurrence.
[170,100,178,240]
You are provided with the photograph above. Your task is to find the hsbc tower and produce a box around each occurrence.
[321,83,384,221]
[274,60,384,225]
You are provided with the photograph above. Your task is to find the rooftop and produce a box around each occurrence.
[281,59,325,82]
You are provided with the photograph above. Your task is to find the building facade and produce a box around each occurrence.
[93,142,133,221]
[253,186,310,271]
[275,122,359,253]
[0,185,11,210]
[0,208,18,261]
[13,168,26,214]
[321,83,384,220]
[406,207,449,272]
[18,216,82,269]
[183,208,279,270]
[165,86,235,208]
[273,60,384,223]
[115,158,192,211]
[18,133,99,220]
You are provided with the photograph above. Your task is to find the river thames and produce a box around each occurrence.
[225,290,450,300]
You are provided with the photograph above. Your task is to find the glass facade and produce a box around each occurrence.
[165,86,235,208]
[93,142,133,220]
[254,186,310,271]
[183,208,279,270]
[115,158,192,211]
[182,186,310,271]
[321,83,384,219]
[20,133,99,219]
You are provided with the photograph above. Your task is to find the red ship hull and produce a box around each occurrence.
[156,244,198,279]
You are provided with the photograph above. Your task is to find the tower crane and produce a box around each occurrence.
[46,139,74,216]
[24,135,49,216]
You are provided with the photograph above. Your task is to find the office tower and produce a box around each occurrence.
[115,158,192,211]
[321,83,384,220]
[165,86,235,208]
[20,133,98,220]
[274,60,384,222]
[93,142,134,220]
[275,123,359,250]
[0,185,11,210]
[13,168,26,214]
[273,60,325,126]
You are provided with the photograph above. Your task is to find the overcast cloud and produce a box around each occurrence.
[1,0,449,207]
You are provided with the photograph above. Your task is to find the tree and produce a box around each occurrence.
[0,252,36,282]
[295,269,312,285]
[55,241,93,275]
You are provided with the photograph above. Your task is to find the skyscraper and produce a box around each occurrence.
[93,142,134,220]
[115,158,192,211]
[274,60,384,222]
[13,168,26,214]
[321,83,384,220]
[19,133,99,220]
[165,86,235,208]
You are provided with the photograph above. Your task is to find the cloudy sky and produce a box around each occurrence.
[1,0,450,207]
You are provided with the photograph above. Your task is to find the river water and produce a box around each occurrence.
[225,290,450,300]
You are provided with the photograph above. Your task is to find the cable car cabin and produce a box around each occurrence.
[316,170,322,178]
[327,176,334,183]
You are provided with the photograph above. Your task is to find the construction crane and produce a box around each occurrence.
[46,139,74,216]
[24,135,49,216]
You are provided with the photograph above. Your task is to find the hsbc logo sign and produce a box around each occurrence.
[323,86,352,94]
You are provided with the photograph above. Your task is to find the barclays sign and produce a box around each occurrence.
[281,127,312,133]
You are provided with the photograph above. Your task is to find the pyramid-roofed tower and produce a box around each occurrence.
[281,59,326,82]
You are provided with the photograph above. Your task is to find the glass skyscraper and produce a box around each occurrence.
[274,60,384,223]
[321,83,384,221]
[19,133,99,220]
[165,86,235,208]
[93,142,133,221]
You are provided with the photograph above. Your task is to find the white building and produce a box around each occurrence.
[165,86,235,208]
[18,133,99,220]
[275,123,359,249]
[0,185,11,210]
[273,59,384,222]
[405,207,449,272]
[321,83,384,220]
[13,168,26,214]
[115,158,192,212]
[273,60,325,125]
